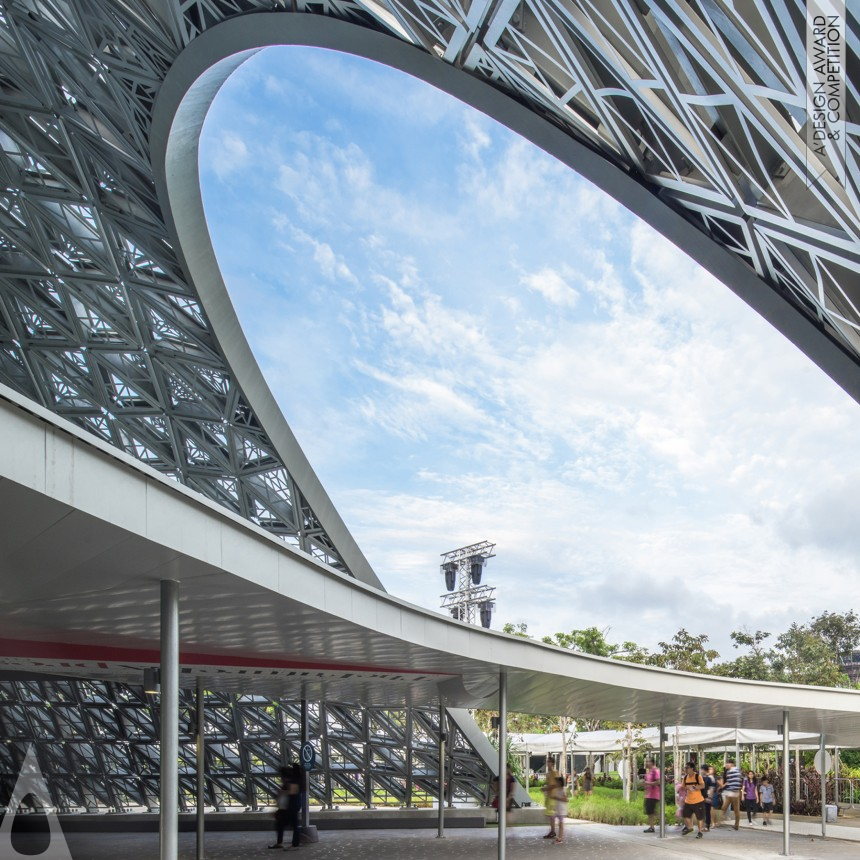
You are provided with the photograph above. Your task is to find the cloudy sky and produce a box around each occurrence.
[199,46,860,658]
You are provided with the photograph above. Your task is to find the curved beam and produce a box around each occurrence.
[150,13,860,437]
[2,384,860,742]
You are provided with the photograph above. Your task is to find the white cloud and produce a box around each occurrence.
[209,131,249,179]
[521,267,579,308]
[201,46,860,658]
[280,223,358,284]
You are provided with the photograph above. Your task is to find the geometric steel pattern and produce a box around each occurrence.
[0,6,858,571]
[0,680,493,811]
[0,0,857,821]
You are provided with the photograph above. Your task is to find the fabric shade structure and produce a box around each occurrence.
[510,726,825,756]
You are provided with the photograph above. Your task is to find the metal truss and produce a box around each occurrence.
[0,680,493,812]
[0,0,857,824]
[0,3,857,572]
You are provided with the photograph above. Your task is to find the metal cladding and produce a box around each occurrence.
[0,0,857,815]
[0,683,492,812]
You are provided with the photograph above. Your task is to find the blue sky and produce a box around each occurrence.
[199,46,860,657]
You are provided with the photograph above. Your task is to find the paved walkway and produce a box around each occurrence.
[9,821,860,860]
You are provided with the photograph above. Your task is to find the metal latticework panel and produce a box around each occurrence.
[0,2,858,457]
[0,0,354,570]
[0,0,857,822]
[0,681,492,812]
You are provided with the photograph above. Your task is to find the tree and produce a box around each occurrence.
[502,622,530,638]
[541,626,619,657]
[649,628,719,674]
[712,629,772,681]
[614,640,652,664]
[769,622,848,687]
[807,611,860,659]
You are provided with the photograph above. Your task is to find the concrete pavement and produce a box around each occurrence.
[8,820,860,860]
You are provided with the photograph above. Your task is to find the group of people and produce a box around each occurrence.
[643,758,776,838]
[269,763,305,851]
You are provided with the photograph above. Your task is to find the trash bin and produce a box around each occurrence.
[825,804,837,822]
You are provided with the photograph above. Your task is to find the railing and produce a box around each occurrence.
[835,778,860,808]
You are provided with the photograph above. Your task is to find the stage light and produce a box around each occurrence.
[442,561,457,591]
[469,555,485,585]
[479,601,494,629]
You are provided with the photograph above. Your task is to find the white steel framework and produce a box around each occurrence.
[0,0,858,826]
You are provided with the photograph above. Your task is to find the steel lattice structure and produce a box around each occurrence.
[0,680,492,811]
[0,0,858,818]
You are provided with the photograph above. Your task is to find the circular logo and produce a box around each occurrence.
[300,742,316,772]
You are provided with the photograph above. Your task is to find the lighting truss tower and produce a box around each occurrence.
[440,541,496,628]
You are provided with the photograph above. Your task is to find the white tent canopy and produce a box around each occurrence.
[510,726,824,756]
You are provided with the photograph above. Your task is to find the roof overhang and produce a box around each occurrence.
[2,385,860,744]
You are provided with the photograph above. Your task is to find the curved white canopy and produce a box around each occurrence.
[2,386,860,745]
[511,727,824,756]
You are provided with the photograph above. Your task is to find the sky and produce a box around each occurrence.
[198,46,860,659]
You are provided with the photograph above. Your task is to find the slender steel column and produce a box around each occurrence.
[320,703,333,808]
[437,701,446,837]
[525,748,530,795]
[820,733,827,839]
[658,722,665,838]
[196,677,205,860]
[301,700,310,829]
[498,672,507,860]
[795,744,801,801]
[363,709,373,809]
[405,708,413,808]
[782,711,790,856]
[160,579,179,860]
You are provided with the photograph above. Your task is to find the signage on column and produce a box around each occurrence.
[300,742,316,772]
[814,749,833,774]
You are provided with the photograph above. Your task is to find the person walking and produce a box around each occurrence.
[542,759,559,839]
[710,769,724,827]
[743,771,759,824]
[680,761,706,839]
[721,759,742,830]
[759,775,775,826]
[548,775,567,844]
[674,771,687,828]
[701,764,715,831]
[642,757,661,833]
[580,768,593,796]
[269,764,301,850]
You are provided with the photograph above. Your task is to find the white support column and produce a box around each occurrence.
[498,672,507,860]
[658,721,666,839]
[160,579,179,860]
[820,733,827,839]
[735,731,740,774]
[782,711,790,856]
[525,749,530,795]
[301,700,311,830]
[437,701,446,838]
[196,676,205,860]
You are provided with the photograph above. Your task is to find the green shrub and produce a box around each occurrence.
[529,784,677,826]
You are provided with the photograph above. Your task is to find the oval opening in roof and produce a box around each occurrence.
[196,44,855,653]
